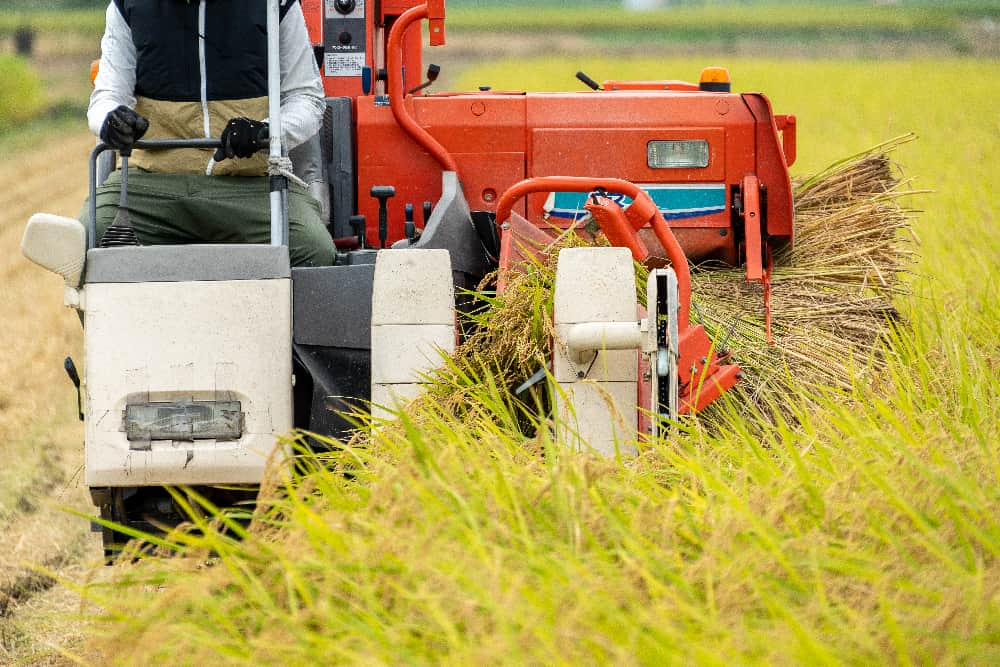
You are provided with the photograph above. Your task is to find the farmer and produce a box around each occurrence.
[85,0,335,267]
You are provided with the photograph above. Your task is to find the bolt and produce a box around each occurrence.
[577,370,585,379]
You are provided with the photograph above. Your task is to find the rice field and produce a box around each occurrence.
[448,5,959,38]
[67,57,1000,664]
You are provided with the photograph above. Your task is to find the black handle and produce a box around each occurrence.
[576,71,602,91]
[404,203,415,242]
[64,356,83,422]
[349,214,367,248]
[370,185,396,249]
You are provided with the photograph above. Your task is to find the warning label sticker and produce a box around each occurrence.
[325,52,365,77]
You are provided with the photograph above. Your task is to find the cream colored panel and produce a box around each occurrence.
[370,249,456,428]
[552,247,636,323]
[556,381,639,458]
[552,247,639,456]
[371,324,454,384]
[370,383,425,422]
[371,249,454,325]
[83,278,292,486]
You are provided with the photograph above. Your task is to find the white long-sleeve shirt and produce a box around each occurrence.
[88,0,324,153]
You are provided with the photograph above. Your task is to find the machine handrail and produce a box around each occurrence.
[88,139,222,250]
[387,2,457,174]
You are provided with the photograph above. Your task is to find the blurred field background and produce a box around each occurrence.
[0,0,998,663]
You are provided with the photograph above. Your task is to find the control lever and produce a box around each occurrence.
[349,214,367,248]
[361,66,372,95]
[404,203,416,243]
[370,186,395,248]
[99,144,141,247]
[407,63,441,95]
[64,356,83,422]
[422,201,433,227]
[575,71,602,91]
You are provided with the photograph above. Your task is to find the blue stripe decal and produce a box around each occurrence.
[544,184,727,221]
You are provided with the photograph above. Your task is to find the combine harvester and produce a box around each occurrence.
[21,0,796,553]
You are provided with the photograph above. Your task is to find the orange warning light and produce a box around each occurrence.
[699,67,731,92]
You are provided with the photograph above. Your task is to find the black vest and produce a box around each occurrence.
[113,0,296,103]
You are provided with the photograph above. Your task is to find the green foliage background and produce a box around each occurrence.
[0,56,43,132]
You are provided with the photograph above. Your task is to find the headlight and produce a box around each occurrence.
[647,140,710,169]
[125,401,244,442]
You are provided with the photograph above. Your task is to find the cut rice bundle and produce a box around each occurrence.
[394,135,920,431]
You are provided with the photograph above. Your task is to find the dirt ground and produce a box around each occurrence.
[0,131,105,665]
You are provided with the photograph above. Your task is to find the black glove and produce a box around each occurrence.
[99,105,149,151]
[214,117,269,161]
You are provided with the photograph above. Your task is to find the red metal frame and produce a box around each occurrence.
[494,176,740,415]
[386,3,456,173]
[742,173,763,282]
[496,176,692,328]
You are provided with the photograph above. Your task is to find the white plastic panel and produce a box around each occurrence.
[370,383,426,422]
[552,247,639,456]
[371,324,455,384]
[556,381,639,458]
[370,249,455,424]
[83,278,292,486]
[371,249,454,325]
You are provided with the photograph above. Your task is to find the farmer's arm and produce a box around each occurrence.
[87,2,136,137]
[279,1,324,151]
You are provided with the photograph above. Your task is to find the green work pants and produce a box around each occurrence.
[81,170,336,267]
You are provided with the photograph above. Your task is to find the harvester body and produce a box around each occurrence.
[352,90,794,268]
[22,0,796,552]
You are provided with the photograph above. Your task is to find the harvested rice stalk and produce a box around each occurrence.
[405,135,919,431]
[417,231,596,424]
[693,134,920,421]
